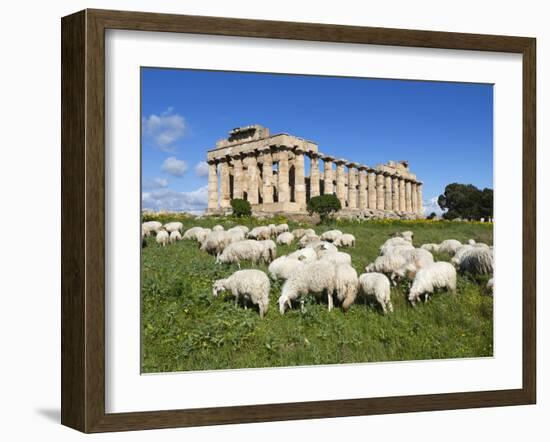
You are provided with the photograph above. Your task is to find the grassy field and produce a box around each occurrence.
[141,216,493,373]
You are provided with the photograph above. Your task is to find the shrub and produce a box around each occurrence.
[230,198,252,217]
[427,212,437,220]
[307,194,341,223]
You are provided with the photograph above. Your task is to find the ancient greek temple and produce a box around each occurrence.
[207,125,424,217]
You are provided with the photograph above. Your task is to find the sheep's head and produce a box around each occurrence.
[212,280,225,297]
[365,263,374,272]
[408,290,421,306]
[278,295,291,314]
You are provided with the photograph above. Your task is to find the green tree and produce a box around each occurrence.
[307,194,342,223]
[438,183,493,220]
[230,198,252,217]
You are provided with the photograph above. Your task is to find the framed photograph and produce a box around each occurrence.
[61,9,536,433]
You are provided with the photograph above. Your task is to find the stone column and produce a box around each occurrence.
[347,163,358,209]
[309,153,320,198]
[231,154,243,199]
[219,157,231,209]
[399,177,406,212]
[358,166,367,209]
[367,169,377,209]
[405,180,412,213]
[207,159,218,211]
[417,182,424,215]
[411,182,418,213]
[384,172,393,211]
[245,153,259,205]
[277,147,290,204]
[376,171,385,210]
[323,155,334,195]
[335,159,347,207]
[294,147,306,210]
[392,176,400,212]
[259,147,273,204]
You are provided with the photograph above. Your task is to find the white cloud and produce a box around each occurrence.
[424,196,447,216]
[142,108,186,152]
[142,186,208,213]
[143,177,168,189]
[161,156,188,177]
[194,161,209,177]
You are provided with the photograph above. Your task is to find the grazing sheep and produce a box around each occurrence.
[318,250,352,266]
[156,229,169,247]
[268,224,277,237]
[306,240,338,255]
[334,233,356,248]
[303,228,316,237]
[379,237,414,256]
[200,231,232,256]
[212,269,270,318]
[216,240,266,267]
[420,243,440,253]
[228,225,249,235]
[287,248,318,263]
[195,228,212,244]
[291,228,307,239]
[334,264,359,311]
[358,273,393,314]
[142,221,162,236]
[268,256,305,280]
[320,229,343,242]
[183,226,209,241]
[438,239,462,256]
[164,221,183,233]
[468,239,476,245]
[408,262,457,305]
[259,239,277,262]
[454,247,493,275]
[278,260,337,314]
[365,254,407,282]
[169,230,182,244]
[248,226,271,241]
[275,223,290,235]
[392,231,414,243]
[392,248,435,281]
[276,232,294,245]
[226,228,246,244]
[298,233,321,248]
[212,224,225,232]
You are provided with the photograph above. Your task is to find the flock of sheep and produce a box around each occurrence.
[142,220,494,319]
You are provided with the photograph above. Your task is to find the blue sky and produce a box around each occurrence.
[141,68,493,214]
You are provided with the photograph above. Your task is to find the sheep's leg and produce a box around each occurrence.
[380,302,387,315]
[387,301,394,313]
[300,298,305,313]
[327,292,334,312]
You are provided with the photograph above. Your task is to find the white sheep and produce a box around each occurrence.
[195,228,212,244]
[291,228,307,239]
[379,237,414,256]
[156,229,169,247]
[216,240,266,267]
[358,272,393,314]
[306,240,338,255]
[247,226,271,240]
[278,260,336,314]
[268,224,277,237]
[275,223,289,235]
[212,224,225,232]
[183,226,209,241]
[226,228,246,244]
[320,229,343,242]
[164,221,183,233]
[268,256,305,280]
[365,254,407,282]
[392,230,414,243]
[335,264,359,312]
[276,232,294,245]
[303,228,316,237]
[420,243,440,253]
[142,221,162,236]
[169,230,182,244]
[392,248,435,281]
[298,233,321,248]
[259,239,277,262]
[334,233,356,248]
[438,239,462,256]
[408,262,457,305]
[228,225,249,235]
[454,247,493,275]
[212,269,270,318]
[200,231,231,256]
[287,248,318,263]
[318,250,352,266]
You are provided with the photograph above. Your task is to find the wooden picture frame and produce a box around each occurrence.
[61,8,536,433]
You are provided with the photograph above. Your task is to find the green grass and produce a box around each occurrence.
[141,216,493,373]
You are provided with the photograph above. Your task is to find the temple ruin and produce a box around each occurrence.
[206,125,423,218]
